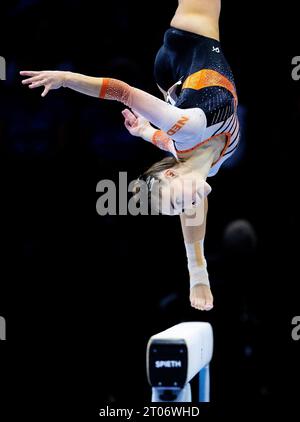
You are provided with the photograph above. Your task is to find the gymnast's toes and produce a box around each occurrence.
[190,285,214,311]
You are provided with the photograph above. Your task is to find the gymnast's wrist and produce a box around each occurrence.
[140,122,154,141]
[62,71,71,88]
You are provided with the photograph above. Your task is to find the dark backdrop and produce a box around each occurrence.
[0,0,299,417]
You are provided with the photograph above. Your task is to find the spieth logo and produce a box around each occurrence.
[155,360,182,368]
[0,56,6,80]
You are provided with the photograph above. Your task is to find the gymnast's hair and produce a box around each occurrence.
[141,156,178,180]
[132,156,178,213]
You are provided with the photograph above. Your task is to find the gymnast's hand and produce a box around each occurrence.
[122,108,151,138]
[20,70,66,97]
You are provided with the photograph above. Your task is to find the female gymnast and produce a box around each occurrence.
[20,0,240,311]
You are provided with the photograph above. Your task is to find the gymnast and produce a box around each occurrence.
[20,0,240,311]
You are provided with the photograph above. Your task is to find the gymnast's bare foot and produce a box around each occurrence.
[190,285,214,311]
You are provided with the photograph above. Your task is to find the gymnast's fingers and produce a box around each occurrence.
[20,71,40,77]
[124,119,134,131]
[29,79,47,89]
[122,108,136,125]
[21,75,43,85]
[41,84,51,97]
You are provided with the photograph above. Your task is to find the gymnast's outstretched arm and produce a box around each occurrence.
[20,70,206,146]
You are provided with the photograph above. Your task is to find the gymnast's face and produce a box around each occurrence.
[157,168,211,215]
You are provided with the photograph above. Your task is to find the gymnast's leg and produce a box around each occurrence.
[180,198,213,311]
[171,0,221,40]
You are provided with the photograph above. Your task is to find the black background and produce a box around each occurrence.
[0,0,299,417]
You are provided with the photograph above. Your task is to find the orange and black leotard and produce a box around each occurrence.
[99,28,240,176]
[154,27,240,176]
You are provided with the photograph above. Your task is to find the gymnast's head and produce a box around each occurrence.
[133,157,212,215]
